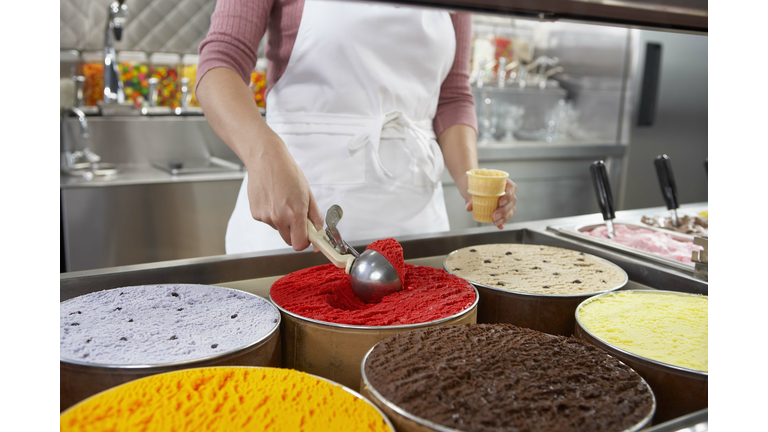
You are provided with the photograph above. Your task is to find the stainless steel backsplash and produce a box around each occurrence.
[61,116,240,165]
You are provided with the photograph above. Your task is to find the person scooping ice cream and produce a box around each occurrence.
[196,0,518,253]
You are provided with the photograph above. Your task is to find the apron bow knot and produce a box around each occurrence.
[348,111,443,184]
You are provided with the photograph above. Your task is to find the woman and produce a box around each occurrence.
[196,0,517,254]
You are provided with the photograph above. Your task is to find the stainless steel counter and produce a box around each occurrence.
[61,202,706,301]
[60,164,245,189]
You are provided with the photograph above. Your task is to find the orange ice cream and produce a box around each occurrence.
[61,367,392,432]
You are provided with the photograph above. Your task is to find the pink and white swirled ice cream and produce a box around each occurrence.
[588,224,702,264]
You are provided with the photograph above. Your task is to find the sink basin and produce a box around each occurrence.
[63,163,119,178]
[151,156,242,175]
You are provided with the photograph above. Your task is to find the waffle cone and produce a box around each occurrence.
[471,193,503,223]
[467,169,509,196]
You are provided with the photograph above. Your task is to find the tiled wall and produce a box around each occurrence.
[60,0,215,54]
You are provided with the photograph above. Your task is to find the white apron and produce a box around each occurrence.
[226,0,456,253]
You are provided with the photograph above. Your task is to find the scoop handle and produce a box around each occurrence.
[654,154,679,211]
[307,220,354,274]
[589,160,616,221]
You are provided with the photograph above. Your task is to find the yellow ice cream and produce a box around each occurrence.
[578,291,707,372]
[61,367,392,432]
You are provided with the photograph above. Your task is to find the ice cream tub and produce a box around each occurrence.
[551,222,702,273]
[575,290,707,424]
[360,324,656,432]
[271,288,478,390]
[60,285,281,411]
[61,367,395,432]
[443,245,628,336]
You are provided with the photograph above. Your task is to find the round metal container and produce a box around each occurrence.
[443,250,627,336]
[270,285,479,390]
[575,290,708,424]
[360,345,655,432]
[62,366,395,432]
[60,289,281,412]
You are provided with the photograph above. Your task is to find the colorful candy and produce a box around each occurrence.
[494,36,512,75]
[82,62,103,106]
[181,64,199,107]
[250,70,267,108]
[149,65,180,108]
[119,62,149,108]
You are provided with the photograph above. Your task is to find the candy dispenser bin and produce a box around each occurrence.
[60,50,81,108]
[181,54,200,108]
[470,24,496,84]
[149,53,181,108]
[60,50,80,79]
[117,51,149,108]
[81,51,103,107]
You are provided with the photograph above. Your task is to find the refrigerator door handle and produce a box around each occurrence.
[638,42,663,127]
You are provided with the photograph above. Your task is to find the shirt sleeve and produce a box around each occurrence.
[433,12,478,138]
[195,0,275,97]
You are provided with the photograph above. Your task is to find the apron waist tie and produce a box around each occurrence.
[348,111,443,183]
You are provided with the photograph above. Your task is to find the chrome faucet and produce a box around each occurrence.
[61,107,102,169]
[69,107,89,140]
[103,1,128,104]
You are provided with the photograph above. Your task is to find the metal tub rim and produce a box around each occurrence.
[60,284,282,371]
[360,338,656,432]
[442,247,629,298]
[268,284,480,330]
[575,289,708,378]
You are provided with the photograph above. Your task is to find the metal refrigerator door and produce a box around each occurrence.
[621,30,708,210]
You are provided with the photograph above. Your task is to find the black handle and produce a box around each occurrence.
[654,154,679,211]
[590,160,615,222]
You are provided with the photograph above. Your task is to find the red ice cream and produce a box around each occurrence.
[270,238,476,326]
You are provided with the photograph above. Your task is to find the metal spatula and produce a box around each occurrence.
[306,205,402,303]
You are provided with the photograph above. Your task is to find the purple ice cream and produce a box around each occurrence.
[60,284,279,365]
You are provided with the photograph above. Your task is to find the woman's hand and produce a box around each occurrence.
[245,141,324,251]
[465,178,518,229]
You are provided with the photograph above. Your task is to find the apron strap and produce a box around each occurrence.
[348,111,443,183]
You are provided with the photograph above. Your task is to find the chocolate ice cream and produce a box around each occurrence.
[364,324,654,432]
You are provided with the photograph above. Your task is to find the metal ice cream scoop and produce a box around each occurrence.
[306,205,402,303]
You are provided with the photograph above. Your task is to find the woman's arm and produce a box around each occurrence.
[197,68,323,250]
[436,13,517,229]
[196,0,322,251]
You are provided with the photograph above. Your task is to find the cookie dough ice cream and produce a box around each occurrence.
[444,244,626,295]
[364,324,654,432]
[61,367,392,432]
[60,284,280,365]
[270,238,476,326]
[578,291,708,371]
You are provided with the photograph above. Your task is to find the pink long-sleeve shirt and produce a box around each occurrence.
[197,0,477,137]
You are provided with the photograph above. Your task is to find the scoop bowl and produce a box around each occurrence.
[350,250,402,303]
[307,219,402,303]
